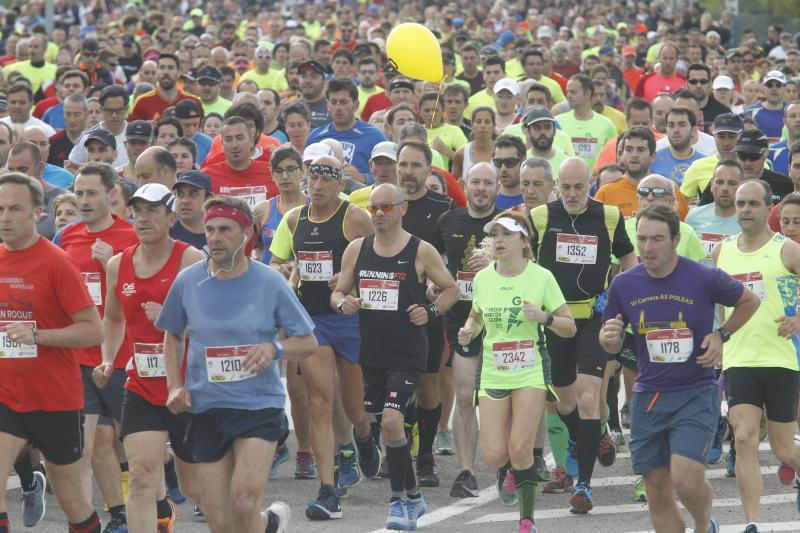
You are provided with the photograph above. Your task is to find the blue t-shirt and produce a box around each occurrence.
[650,147,704,186]
[769,139,789,176]
[602,257,743,393]
[496,193,524,209]
[306,119,388,184]
[155,260,315,413]
[43,163,74,189]
[267,127,288,144]
[747,103,785,139]
[193,132,212,166]
[42,102,65,131]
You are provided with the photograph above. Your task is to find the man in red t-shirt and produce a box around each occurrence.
[58,163,139,530]
[634,44,686,102]
[0,173,104,533]
[129,53,203,122]
[202,116,279,206]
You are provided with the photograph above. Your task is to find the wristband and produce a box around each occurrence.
[274,339,285,360]
[424,304,439,323]
[32,325,39,345]
[544,312,554,327]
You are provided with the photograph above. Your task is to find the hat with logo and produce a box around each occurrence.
[537,26,553,39]
[389,77,414,92]
[764,70,787,85]
[173,170,212,192]
[127,183,175,209]
[196,65,221,82]
[713,113,743,134]
[84,128,116,150]
[297,60,326,76]
[735,129,769,154]
[125,120,154,142]
[483,217,529,237]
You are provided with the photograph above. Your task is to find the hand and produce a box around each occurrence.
[340,295,362,315]
[522,300,546,323]
[141,301,162,323]
[407,304,430,326]
[242,342,278,373]
[91,239,114,268]
[775,316,799,339]
[467,252,491,271]
[2,322,36,345]
[457,326,473,346]
[432,137,449,155]
[426,284,441,302]
[696,331,723,368]
[343,164,366,183]
[167,387,192,414]
[273,262,294,280]
[328,272,340,291]
[601,314,625,343]
[92,362,114,389]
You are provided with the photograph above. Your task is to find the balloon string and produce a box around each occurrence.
[429,76,446,130]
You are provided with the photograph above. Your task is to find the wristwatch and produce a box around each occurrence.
[715,326,731,343]
[274,339,285,360]
[544,312,555,327]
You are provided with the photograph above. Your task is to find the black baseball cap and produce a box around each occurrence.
[174,99,202,120]
[713,113,744,134]
[173,170,212,192]
[82,38,100,52]
[84,128,116,150]
[297,60,326,76]
[735,129,770,154]
[389,77,414,92]
[125,120,154,142]
[196,65,221,82]
[522,107,555,127]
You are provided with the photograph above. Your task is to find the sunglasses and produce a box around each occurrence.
[737,152,764,161]
[765,82,784,89]
[492,157,521,168]
[368,201,404,215]
[687,78,709,85]
[637,187,672,198]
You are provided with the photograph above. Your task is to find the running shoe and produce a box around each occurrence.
[569,482,594,514]
[778,462,796,486]
[406,494,428,525]
[264,501,290,533]
[355,433,382,479]
[21,470,46,527]
[518,517,537,533]
[338,448,362,488]
[156,499,176,533]
[597,430,616,467]
[742,525,760,533]
[305,485,342,520]
[166,485,186,505]
[434,429,455,455]
[499,469,517,507]
[333,452,347,498]
[633,475,647,502]
[610,430,628,453]
[565,438,578,477]
[706,517,719,533]
[450,470,479,498]
[416,454,439,487]
[102,516,129,533]
[620,402,631,429]
[295,450,318,480]
[542,467,574,494]
[533,454,551,482]
[385,500,412,531]
[192,505,205,521]
[270,443,290,478]
[707,416,727,465]
[726,448,736,478]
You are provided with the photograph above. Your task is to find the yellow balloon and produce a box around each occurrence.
[386,23,444,82]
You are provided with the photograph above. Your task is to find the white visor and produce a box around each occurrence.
[483,217,529,237]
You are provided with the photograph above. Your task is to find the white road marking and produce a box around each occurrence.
[614,441,771,460]
[591,465,777,487]
[627,522,800,533]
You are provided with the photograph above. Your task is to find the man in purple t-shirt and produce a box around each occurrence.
[599,203,759,533]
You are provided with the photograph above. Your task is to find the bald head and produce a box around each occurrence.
[20,126,50,160]
[638,174,676,209]
[232,92,259,107]
[372,182,404,203]
[558,157,590,214]
[135,146,177,188]
[468,161,497,181]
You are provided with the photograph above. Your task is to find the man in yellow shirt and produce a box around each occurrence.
[356,58,383,116]
[348,142,398,209]
[239,46,288,92]
[680,113,743,199]
[421,91,468,169]
[4,34,55,94]
[520,49,565,104]
[463,55,505,119]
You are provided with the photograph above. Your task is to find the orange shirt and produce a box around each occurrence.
[207,132,280,161]
[593,131,667,173]
[594,175,689,220]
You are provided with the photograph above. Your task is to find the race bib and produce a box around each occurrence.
[134,343,165,378]
[556,234,598,264]
[457,271,475,301]
[298,251,333,281]
[645,328,694,363]
[571,137,598,158]
[732,272,765,301]
[360,279,399,310]
[82,272,102,305]
[491,340,535,371]
[205,345,256,383]
[0,321,37,359]
[226,186,267,208]
[700,233,726,256]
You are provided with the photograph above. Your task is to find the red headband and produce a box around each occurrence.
[204,205,251,227]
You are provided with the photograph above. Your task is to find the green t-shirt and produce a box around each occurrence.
[4,60,56,93]
[525,147,570,180]
[463,88,496,120]
[357,85,384,115]
[679,153,719,199]
[502,123,575,157]
[505,59,525,81]
[428,123,468,169]
[472,261,566,390]
[202,97,233,118]
[239,69,288,92]
[555,110,617,170]
[612,218,706,265]
[530,75,565,104]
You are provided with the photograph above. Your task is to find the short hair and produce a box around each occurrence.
[64,93,88,108]
[419,91,440,107]
[281,101,310,124]
[460,43,479,55]
[715,158,745,180]
[599,163,625,176]
[154,145,179,172]
[442,83,469,103]
[625,125,657,155]
[526,82,553,103]
[569,74,594,96]
[222,115,253,135]
[522,49,544,63]
[781,191,800,212]
[224,102,265,135]
[219,66,235,78]
[8,83,32,101]
[156,117,183,138]
[167,137,197,164]
[687,63,711,78]
[59,69,89,87]
[313,39,331,52]
[398,140,433,166]
[483,55,506,72]
[386,103,415,126]
[157,53,180,67]
[9,142,43,168]
[326,77,359,101]
[521,157,553,182]
[77,162,117,191]
[672,88,697,102]
[270,145,303,169]
[53,191,78,212]
[332,48,354,64]
[471,105,495,124]
[358,57,378,69]
[494,134,526,159]
[744,179,774,206]
[397,123,428,143]
[625,98,652,119]
[667,107,697,128]
[261,88,281,107]
[99,84,129,106]
[636,202,680,240]
[203,195,253,226]
[0,172,43,207]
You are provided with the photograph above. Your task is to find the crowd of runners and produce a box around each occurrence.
[1,1,800,533]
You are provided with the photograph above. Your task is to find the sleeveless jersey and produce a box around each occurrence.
[117,240,189,405]
[717,233,800,371]
[355,234,428,370]
[293,200,352,315]
[260,195,310,264]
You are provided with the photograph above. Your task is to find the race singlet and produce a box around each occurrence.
[205,345,256,382]
[134,342,165,378]
[298,251,333,281]
[82,272,102,305]
[491,340,536,371]
[732,272,765,301]
[0,321,37,359]
[645,328,693,363]
[555,234,598,264]
[360,279,399,310]
[457,271,475,301]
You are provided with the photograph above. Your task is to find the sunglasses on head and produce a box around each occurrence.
[687,78,709,85]
[492,157,521,168]
[737,151,764,161]
[637,186,672,198]
[368,201,403,215]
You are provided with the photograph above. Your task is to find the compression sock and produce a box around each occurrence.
[558,407,579,440]
[164,454,179,490]
[417,403,441,458]
[533,447,544,460]
[68,511,101,533]
[14,451,35,491]
[546,412,569,468]
[386,438,408,501]
[0,511,8,533]
[512,464,538,521]
[405,450,420,498]
[109,505,126,522]
[576,418,601,485]
[607,376,621,432]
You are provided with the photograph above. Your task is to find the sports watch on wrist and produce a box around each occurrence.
[715,326,731,343]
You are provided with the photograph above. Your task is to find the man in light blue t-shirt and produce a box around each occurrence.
[157,197,316,533]
[651,108,704,186]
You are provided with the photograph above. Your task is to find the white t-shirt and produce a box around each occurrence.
[67,122,129,168]
[656,130,716,157]
[1,115,55,137]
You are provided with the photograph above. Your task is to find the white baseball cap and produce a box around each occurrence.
[127,183,175,210]
[537,26,553,39]
[712,75,734,90]
[494,78,520,96]
[303,142,334,163]
[370,141,398,162]
[483,217,529,237]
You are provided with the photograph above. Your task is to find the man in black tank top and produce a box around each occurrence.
[332,183,459,531]
[397,140,455,487]
[269,156,381,521]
